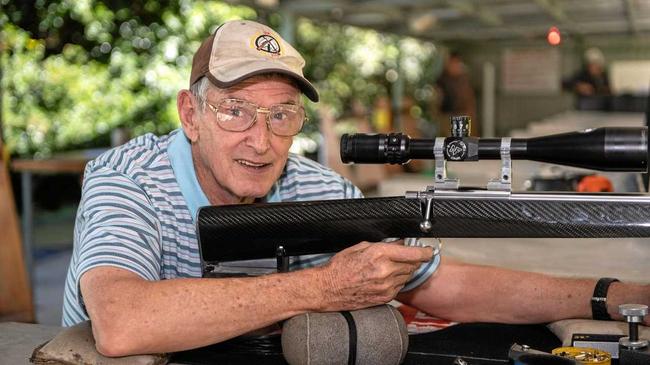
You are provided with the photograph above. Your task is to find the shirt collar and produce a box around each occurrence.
[168,130,210,222]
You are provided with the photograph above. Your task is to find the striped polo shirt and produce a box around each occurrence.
[62,129,439,326]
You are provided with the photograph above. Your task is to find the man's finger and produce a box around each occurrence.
[386,262,419,278]
[391,274,414,291]
[380,244,433,263]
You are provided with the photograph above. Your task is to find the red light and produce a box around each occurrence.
[547,26,561,46]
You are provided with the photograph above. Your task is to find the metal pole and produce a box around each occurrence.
[279,7,295,45]
[482,61,496,137]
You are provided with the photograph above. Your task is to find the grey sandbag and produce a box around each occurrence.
[282,304,408,365]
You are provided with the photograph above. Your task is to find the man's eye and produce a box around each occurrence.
[227,107,243,117]
[272,112,288,121]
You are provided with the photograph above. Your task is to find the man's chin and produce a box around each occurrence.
[225,172,278,202]
[232,185,273,202]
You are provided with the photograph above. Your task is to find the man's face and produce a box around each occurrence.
[192,76,300,205]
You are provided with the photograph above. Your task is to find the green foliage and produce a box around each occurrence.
[1,0,256,157]
[1,1,441,157]
[293,18,441,123]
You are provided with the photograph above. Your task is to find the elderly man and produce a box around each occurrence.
[63,20,649,357]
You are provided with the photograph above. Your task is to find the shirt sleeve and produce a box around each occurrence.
[400,239,441,292]
[71,166,162,309]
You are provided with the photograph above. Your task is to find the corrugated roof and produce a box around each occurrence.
[231,0,650,41]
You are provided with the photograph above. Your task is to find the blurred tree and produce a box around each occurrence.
[291,18,440,131]
[0,1,440,157]
[1,0,256,156]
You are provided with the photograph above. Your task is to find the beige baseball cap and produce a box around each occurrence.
[190,20,319,102]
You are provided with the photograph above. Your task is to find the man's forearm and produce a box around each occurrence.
[82,267,326,356]
[399,258,650,324]
[82,242,433,356]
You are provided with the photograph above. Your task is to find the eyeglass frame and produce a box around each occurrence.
[199,97,308,137]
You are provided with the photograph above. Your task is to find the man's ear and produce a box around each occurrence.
[177,89,200,143]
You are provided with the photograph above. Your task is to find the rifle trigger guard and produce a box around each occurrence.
[419,195,434,233]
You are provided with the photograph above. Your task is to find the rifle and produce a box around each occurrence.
[198,117,650,274]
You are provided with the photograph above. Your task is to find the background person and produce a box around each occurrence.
[566,47,611,97]
[434,51,478,136]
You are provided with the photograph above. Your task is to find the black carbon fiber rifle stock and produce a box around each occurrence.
[197,193,650,263]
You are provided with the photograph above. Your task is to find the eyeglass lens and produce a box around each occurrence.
[216,99,304,136]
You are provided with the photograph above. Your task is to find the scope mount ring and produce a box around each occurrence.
[433,137,459,190]
[487,137,512,192]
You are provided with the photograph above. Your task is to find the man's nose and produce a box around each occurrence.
[245,111,272,153]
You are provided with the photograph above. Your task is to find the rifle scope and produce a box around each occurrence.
[340,127,648,172]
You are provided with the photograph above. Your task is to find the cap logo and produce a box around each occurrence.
[253,33,281,56]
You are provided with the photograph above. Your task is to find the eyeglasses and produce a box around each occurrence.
[204,98,307,137]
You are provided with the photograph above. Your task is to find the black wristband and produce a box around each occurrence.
[591,277,620,321]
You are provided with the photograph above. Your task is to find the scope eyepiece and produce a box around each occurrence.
[340,133,411,164]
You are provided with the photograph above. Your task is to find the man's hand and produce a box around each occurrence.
[315,241,433,312]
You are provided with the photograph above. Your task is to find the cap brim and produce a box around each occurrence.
[207,67,319,102]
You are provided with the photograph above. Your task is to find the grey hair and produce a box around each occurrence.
[189,76,212,111]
